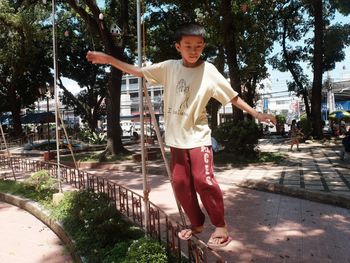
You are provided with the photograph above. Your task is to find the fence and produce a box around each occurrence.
[0,154,225,263]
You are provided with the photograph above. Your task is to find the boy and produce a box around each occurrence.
[86,23,276,248]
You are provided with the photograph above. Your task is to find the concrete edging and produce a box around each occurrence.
[0,192,82,263]
[237,179,350,209]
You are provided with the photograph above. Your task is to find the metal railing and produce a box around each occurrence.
[0,155,225,263]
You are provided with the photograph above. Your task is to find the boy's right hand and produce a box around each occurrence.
[86,51,110,65]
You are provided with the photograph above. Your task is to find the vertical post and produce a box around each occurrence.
[47,95,50,157]
[52,0,62,192]
[137,0,149,234]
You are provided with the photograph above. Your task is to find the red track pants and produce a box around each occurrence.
[170,146,225,228]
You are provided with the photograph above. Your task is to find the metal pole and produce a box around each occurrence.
[142,80,187,226]
[136,0,149,233]
[47,95,50,157]
[52,0,62,192]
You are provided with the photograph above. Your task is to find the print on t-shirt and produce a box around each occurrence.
[172,79,190,116]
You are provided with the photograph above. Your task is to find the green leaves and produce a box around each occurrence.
[212,120,262,158]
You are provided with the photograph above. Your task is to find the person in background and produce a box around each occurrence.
[340,119,346,135]
[290,119,303,152]
[340,130,350,161]
[331,120,340,137]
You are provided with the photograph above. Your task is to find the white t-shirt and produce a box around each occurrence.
[142,60,238,149]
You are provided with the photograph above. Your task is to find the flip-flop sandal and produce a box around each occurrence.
[207,235,233,249]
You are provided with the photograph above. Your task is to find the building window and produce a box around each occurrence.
[129,78,138,84]
[130,93,138,98]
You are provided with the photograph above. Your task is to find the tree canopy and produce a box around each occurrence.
[0,1,52,136]
[0,0,349,141]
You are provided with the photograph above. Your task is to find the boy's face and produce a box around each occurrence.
[175,35,205,67]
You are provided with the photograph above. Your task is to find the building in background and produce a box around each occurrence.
[322,79,350,120]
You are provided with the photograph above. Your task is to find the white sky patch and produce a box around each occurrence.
[61,77,82,95]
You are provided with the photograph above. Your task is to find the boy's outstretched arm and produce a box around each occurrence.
[86,51,144,77]
[231,96,276,125]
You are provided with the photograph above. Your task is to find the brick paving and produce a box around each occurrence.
[215,137,350,198]
[1,136,350,263]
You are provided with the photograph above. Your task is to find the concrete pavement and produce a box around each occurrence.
[82,136,350,262]
[0,201,73,263]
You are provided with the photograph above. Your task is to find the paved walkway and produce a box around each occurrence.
[0,201,73,263]
[80,136,350,262]
[1,136,350,262]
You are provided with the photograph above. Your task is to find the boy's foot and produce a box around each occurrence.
[207,226,232,249]
[297,148,301,152]
[178,225,203,240]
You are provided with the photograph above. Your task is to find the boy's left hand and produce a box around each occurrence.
[257,113,277,126]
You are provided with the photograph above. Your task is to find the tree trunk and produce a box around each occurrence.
[8,87,22,137]
[207,99,220,129]
[244,77,257,120]
[302,89,311,118]
[311,0,324,139]
[87,113,98,132]
[105,66,126,154]
[211,46,225,128]
[282,17,311,119]
[221,0,243,122]
[66,0,128,155]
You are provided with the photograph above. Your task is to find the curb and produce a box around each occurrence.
[0,192,82,263]
[237,179,350,209]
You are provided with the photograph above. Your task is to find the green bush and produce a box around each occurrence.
[212,120,262,158]
[88,131,107,145]
[276,114,286,124]
[24,170,58,200]
[78,128,106,144]
[299,117,313,136]
[122,237,168,263]
[51,189,145,262]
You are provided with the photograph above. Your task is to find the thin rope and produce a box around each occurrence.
[56,110,78,170]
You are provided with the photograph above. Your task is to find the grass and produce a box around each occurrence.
[0,179,54,205]
[214,151,286,165]
[58,149,285,166]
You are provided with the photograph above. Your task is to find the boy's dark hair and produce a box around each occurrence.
[174,23,206,43]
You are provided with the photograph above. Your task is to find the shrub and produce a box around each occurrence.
[77,128,106,144]
[275,114,287,134]
[122,237,167,263]
[24,170,58,200]
[276,114,286,124]
[51,189,144,262]
[299,117,313,137]
[88,131,107,145]
[212,120,262,158]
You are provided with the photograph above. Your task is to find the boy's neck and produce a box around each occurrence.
[181,59,204,68]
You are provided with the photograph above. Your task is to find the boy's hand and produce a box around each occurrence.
[257,113,276,126]
[86,51,111,65]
